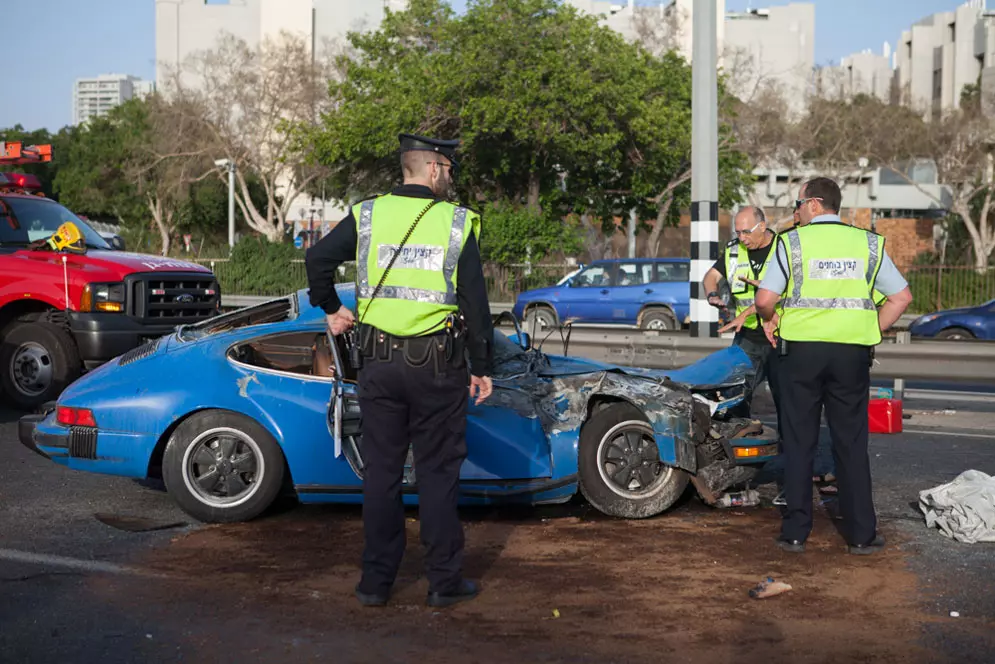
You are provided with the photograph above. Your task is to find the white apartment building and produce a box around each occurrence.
[72,74,156,126]
[816,45,894,102]
[154,0,405,87]
[896,0,995,117]
[566,1,815,117]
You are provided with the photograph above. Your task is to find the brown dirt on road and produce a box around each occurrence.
[120,497,954,664]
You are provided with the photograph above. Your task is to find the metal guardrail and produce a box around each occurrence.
[219,293,992,385]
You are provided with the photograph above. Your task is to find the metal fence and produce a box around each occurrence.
[195,256,995,316]
[903,264,995,314]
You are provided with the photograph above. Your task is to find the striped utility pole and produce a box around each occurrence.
[690,0,719,338]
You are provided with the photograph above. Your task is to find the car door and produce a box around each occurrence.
[325,331,553,483]
[649,261,691,323]
[561,263,614,322]
[607,261,656,324]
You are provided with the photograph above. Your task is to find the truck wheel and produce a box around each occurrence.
[578,402,689,519]
[0,322,82,410]
[162,410,287,523]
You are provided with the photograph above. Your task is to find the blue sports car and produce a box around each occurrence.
[19,285,778,523]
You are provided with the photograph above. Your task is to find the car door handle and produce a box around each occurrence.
[644,288,653,294]
[601,289,610,295]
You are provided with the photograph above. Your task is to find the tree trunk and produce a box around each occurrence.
[648,195,674,258]
[527,172,541,214]
[147,196,172,257]
[952,200,989,272]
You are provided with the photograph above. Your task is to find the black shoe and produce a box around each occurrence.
[775,537,805,553]
[355,584,389,607]
[426,579,480,608]
[848,535,886,555]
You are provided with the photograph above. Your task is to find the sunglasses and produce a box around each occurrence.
[794,196,822,210]
[735,221,763,236]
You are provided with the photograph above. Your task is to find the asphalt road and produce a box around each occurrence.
[1,397,994,663]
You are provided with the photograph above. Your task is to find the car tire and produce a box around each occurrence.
[162,410,287,523]
[0,321,82,410]
[523,306,557,333]
[935,327,974,340]
[578,402,689,519]
[640,308,677,331]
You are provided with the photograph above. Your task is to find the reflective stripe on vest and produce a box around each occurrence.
[355,195,477,336]
[724,239,773,330]
[777,224,883,345]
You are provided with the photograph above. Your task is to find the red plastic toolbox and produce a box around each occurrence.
[868,398,902,434]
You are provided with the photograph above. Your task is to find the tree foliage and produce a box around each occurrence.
[303,0,750,262]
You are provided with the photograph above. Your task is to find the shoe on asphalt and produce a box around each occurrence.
[355,585,389,607]
[848,535,886,555]
[774,537,805,553]
[426,579,480,608]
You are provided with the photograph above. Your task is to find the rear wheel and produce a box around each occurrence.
[523,306,557,334]
[0,321,81,410]
[640,308,677,331]
[162,410,287,523]
[579,403,689,518]
[935,327,974,340]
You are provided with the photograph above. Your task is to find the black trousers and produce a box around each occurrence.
[730,331,778,419]
[356,343,469,596]
[778,341,876,546]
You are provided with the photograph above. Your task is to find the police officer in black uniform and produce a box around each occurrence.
[305,134,494,608]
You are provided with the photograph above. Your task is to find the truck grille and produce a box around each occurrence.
[69,426,98,459]
[126,272,220,323]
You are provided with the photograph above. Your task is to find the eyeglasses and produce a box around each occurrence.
[794,196,822,210]
[430,161,453,172]
[735,221,763,236]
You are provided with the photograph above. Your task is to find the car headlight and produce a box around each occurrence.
[81,282,126,313]
[915,314,939,325]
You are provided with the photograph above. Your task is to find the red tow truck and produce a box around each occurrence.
[0,141,220,409]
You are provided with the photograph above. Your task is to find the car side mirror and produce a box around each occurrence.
[108,235,126,251]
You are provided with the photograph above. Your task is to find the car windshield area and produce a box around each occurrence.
[178,296,297,341]
[0,196,110,249]
[571,264,611,287]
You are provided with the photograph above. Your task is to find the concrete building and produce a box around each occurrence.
[154,0,405,87]
[72,74,156,126]
[818,45,895,102]
[566,1,814,117]
[895,0,995,117]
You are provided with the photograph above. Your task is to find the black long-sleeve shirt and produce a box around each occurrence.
[305,184,493,376]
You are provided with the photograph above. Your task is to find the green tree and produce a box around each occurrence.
[305,0,749,261]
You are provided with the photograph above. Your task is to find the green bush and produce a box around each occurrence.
[217,238,308,296]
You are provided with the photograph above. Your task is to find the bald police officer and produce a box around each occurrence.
[305,134,494,608]
[755,177,912,555]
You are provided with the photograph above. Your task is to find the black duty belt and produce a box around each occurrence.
[356,324,465,374]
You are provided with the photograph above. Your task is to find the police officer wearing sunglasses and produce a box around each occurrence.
[305,133,494,608]
[754,177,912,556]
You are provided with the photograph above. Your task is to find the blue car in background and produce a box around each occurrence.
[908,298,995,340]
[513,258,691,332]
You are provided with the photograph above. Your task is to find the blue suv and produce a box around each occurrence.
[512,258,691,331]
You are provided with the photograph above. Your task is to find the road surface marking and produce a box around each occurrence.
[0,548,166,578]
[900,429,995,440]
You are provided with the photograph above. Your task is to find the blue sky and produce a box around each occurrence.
[0,0,973,132]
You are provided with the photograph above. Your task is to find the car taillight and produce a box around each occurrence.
[57,406,97,428]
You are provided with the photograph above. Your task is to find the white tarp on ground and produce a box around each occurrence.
[918,470,995,544]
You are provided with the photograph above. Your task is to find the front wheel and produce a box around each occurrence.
[0,321,82,410]
[162,410,287,523]
[640,308,677,331]
[935,327,974,340]
[578,403,689,518]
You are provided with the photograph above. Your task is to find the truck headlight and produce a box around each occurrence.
[81,282,126,313]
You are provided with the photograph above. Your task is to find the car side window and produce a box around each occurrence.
[612,263,655,286]
[572,265,609,287]
[655,262,690,282]
[228,331,335,379]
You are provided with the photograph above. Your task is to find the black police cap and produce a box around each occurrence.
[398,133,460,166]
